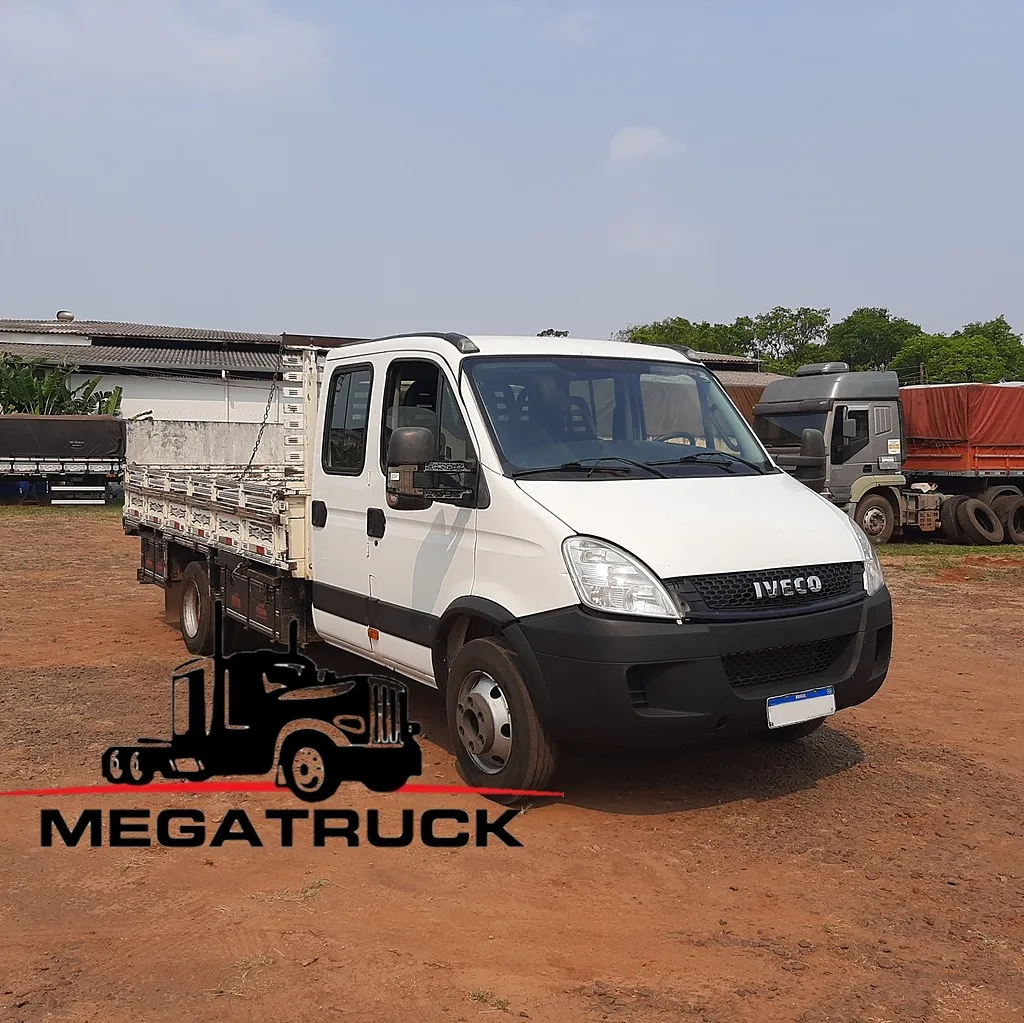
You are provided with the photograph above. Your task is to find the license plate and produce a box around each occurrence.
[766,686,836,729]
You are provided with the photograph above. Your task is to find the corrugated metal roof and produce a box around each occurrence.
[0,341,279,373]
[713,369,789,387]
[0,318,281,343]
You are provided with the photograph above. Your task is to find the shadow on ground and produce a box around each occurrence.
[226,635,867,818]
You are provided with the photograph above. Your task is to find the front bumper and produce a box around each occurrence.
[506,587,893,747]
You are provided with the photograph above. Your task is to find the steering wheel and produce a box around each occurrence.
[652,432,697,445]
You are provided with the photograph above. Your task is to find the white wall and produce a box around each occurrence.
[69,372,280,424]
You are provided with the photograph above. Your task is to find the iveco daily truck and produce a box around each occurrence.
[123,333,894,799]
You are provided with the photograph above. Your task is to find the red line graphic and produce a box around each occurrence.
[0,781,563,799]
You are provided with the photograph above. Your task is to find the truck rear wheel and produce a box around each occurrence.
[854,494,895,544]
[180,561,214,655]
[992,496,1024,544]
[956,498,1004,545]
[446,637,558,805]
[981,485,1022,507]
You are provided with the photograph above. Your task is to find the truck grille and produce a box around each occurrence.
[370,682,403,744]
[668,562,861,615]
[723,638,842,688]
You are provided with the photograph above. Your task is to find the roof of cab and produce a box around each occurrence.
[322,332,697,365]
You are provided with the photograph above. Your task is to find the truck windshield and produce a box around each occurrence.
[754,411,828,449]
[463,355,776,479]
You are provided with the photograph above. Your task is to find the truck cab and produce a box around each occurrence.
[307,334,893,794]
[753,362,939,543]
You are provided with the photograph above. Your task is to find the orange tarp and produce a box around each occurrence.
[901,384,1024,474]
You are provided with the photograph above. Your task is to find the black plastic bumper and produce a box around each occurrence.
[504,587,893,747]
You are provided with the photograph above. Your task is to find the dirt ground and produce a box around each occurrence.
[1,507,1022,1023]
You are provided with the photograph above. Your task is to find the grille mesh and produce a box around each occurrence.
[683,562,859,612]
[723,638,842,688]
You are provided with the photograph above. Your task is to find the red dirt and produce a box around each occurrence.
[1,509,1023,1022]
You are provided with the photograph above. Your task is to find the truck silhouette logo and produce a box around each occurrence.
[101,601,423,802]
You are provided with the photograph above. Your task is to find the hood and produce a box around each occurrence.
[515,470,862,578]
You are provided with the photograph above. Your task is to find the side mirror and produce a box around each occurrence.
[842,416,857,440]
[793,428,827,493]
[385,426,478,506]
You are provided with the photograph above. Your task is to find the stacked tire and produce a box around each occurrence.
[941,487,1024,545]
[991,493,1024,544]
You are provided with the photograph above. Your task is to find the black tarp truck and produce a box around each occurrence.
[0,414,125,505]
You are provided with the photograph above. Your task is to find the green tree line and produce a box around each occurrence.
[612,307,1024,383]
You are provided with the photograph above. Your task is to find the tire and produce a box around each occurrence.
[854,494,895,544]
[180,561,214,655]
[993,495,1024,544]
[940,495,969,544]
[764,718,826,742]
[279,732,342,803]
[125,749,154,786]
[956,498,1004,545]
[981,485,1023,507]
[102,747,127,783]
[446,637,558,805]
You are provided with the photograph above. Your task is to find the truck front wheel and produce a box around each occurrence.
[854,494,895,544]
[446,637,559,805]
[280,732,341,802]
[180,561,214,656]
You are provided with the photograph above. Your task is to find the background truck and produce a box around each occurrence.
[123,333,893,798]
[0,413,125,505]
[753,362,1024,545]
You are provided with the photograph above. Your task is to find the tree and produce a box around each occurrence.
[951,315,1024,379]
[750,306,831,371]
[613,316,753,357]
[890,333,1009,384]
[825,307,922,371]
[537,328,569,337]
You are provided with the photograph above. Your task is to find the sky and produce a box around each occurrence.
[1,0,1022,342]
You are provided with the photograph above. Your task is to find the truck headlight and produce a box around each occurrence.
[849,519,886,596]
[561,536,684,620]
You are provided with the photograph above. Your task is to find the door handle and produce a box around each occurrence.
[367,507,386,539]
[311,500,327,528]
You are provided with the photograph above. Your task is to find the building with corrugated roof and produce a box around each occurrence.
[0,313,358,423]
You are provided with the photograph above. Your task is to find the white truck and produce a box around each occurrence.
[123,332,894,799]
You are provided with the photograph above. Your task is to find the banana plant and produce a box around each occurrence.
[0,353,133,416]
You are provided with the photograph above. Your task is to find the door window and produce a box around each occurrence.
[831,405,871,464]
[380,359,475,471]
[322,365,372,474]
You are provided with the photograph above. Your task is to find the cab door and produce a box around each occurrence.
[310,359,375,657]
[365,355,479,685]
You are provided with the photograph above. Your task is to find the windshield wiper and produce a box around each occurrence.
[511,456,668,479]
[646,450,770,474]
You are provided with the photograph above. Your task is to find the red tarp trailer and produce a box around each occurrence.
[900,383,1024,475]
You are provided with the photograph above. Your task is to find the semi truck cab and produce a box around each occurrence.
[753,362,941,543]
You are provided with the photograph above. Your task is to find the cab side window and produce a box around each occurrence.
[380,359,474,470]
[323,365,372,474]
[831,405,871,464]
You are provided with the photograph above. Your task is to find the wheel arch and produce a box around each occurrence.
[432,597,519,696]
